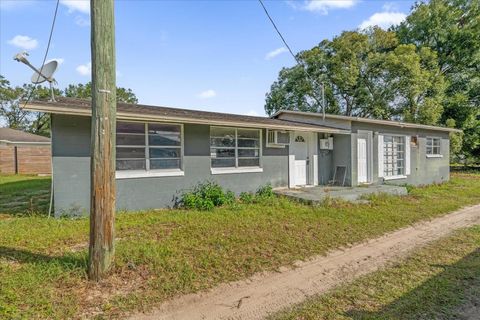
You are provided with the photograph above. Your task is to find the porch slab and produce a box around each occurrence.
[275,185,408,204]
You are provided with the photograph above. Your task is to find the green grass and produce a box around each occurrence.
[0,175,51,215]
[272,225,480,320]
[0,173,479,319]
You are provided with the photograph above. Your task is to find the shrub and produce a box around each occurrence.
[256,184,275,199]
[239,192,255,204]
[180,181,234,210]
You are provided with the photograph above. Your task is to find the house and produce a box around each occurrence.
[0,127,51,175]
[25,97,460,216]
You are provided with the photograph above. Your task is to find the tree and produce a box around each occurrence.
[396,0,480,162]
[65,82,138,104]
[265,28,445,126]
[0,75,138,137]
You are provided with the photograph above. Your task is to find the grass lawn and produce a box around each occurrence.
[272,225,480,320]
[0,173,480,319]
[0,174,50,215]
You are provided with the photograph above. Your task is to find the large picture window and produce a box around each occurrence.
[426,137,441,155]
[383,135,405,177]
[116,121,182,171]
[210,127,261,169]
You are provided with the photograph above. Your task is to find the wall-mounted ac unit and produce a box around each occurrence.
[319,137,334,150]
[267,129,290,147]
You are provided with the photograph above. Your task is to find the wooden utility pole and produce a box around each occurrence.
[88,0,117,281]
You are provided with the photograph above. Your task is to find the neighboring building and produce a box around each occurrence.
[25,98,460,216]
[0,127,51,175]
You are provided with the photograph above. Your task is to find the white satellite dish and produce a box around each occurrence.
[13,52,59,101]
[31,60,58,84]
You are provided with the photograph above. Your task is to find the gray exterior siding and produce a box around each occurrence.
[350,122,450,186]
[51,114,288,216]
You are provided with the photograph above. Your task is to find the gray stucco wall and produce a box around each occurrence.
[51,114,288,216]
[351,122,450,186]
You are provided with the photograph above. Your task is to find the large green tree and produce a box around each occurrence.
[265,28,445,126]
[0,76,138,136]
[396,0,480,162]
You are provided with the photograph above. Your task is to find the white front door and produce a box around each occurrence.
[357,137,368,183]
[292,134,308,186]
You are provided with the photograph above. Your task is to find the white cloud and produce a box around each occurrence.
[265,47,288,60]
[197,89,216,99]
[303,0,358,14]
[74,15,90,27]
[76,62,91,76]
[245,110,260,117]
[8,35,38,50]
[359,11,407,30]
[60,0,90,14]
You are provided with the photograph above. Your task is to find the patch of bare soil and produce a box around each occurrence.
[130,204,480,320]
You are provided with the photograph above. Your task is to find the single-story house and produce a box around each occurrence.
[0,127,51,175]
[25,97,460,216]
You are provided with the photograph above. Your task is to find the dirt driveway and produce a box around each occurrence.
[131,204,480,320]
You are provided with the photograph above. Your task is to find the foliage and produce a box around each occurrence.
[239,184,275,204]
[396,0,480,163]
[64,81,138,104]
[180,181,235,210]
[0,75,138,137]
[265,28,445,125]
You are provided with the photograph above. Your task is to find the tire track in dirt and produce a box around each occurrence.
[131,204,480,320]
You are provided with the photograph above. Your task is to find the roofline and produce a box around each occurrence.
[0,139,51,145]
[272,110,462,133]
[24,103,350,134]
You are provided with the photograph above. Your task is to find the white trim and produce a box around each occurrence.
[312,154,318,186]
[288,154,295,188]
[383,175,407,181]
[116,169,184,179]
[211,167,263,175]
[426,154,443,158]
[25,103,350,134]
[378,134,384,178]
[273,110,462,133]
[405,135,411,175]
[116,121,184,174]
[0,139,51,145]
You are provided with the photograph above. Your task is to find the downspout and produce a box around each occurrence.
[48,115,54,218]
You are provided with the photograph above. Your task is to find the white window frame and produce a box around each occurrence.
[382,135,407,180]
[116,121,184,179]
[426,136,443,158]
[210,126,263,175]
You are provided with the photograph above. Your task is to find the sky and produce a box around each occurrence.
[0,0,416,117]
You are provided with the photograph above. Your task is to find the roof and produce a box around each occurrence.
[23,98,349,134]
[273,110,462,133]
[0,127,51,144]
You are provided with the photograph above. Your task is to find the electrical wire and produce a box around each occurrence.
[258,0,325,115]
[22,0,60,109]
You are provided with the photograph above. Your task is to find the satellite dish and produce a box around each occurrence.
[13,52,60,102]
[31,60,58,84]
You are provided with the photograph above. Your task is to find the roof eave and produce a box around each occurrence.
[273,110,462,133]
[25,103,350,134]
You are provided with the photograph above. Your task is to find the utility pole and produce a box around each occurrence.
[88,0,117,281]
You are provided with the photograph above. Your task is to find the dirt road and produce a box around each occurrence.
[131,204,480,320]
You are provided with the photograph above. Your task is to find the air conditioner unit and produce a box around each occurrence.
[267,129,290,147]
[320,137,334,150]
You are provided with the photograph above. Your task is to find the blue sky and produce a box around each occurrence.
[1,0,415,116]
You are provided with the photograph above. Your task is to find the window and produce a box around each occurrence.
[210,127,261,169]
[116,121,182,172]
[383,135,405,177]
[426,137,441,155]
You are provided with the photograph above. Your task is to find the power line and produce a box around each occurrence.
[22,0,60,108]
[258,0,326,117]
